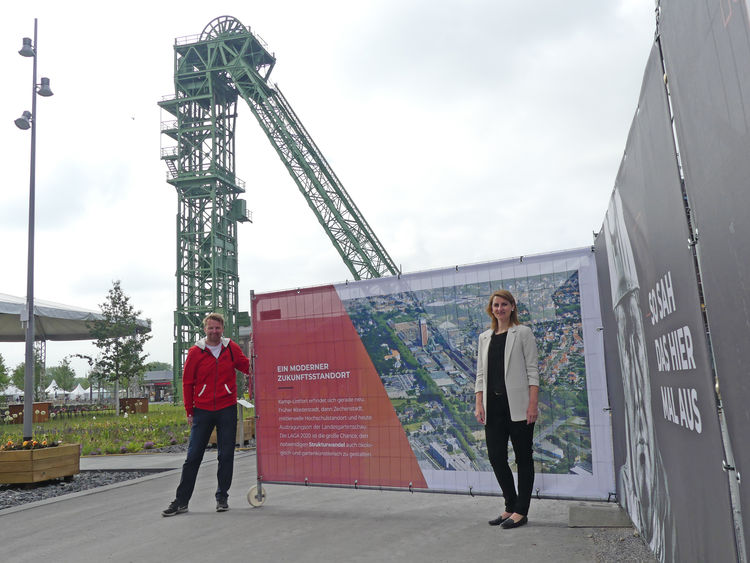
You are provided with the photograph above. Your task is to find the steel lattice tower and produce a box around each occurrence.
[159,16,398,398]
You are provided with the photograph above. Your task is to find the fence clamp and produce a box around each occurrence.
[722,460,736,472]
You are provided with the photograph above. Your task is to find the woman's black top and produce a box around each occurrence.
[487,331,508,396]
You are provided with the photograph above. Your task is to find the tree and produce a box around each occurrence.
[11,363,24,389]
[0,353,10,391]
[11,351,44,399]
[145,361,172,372]
[45,358,77,392]
[89,281,152,414]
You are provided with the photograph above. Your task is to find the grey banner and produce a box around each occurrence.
[595,44,735,562]
[659,1,750,551]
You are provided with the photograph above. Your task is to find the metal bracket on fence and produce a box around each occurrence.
[468,486,474,497]
[354,480,359,489]
[535,487,541,499]
[723,460,736,472]
[737,471,741,484]
[304,477,309,486]
[608,491,617,503]
[408,482,413,494]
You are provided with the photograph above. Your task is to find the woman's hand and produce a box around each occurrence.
[475,392,486,424]
[526,385,539,424]
[475,404,485,424]
[526,404,538,425]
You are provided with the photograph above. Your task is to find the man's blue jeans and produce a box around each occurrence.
[175,404,237,504]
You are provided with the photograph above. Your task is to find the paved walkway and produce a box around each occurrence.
[1,451,635,563]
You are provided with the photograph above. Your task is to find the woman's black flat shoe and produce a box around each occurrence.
[501,515,528,529]
[488,514,510,526]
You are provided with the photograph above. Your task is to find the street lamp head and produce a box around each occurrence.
[14,110,32,130]
[19,37,35,57]
[37,77,54,97]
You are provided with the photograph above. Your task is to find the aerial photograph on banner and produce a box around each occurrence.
[338,259,592,479]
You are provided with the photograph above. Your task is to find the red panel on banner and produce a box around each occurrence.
[254,285,427,489]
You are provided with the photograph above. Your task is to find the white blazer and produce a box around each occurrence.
[475,324,539,422]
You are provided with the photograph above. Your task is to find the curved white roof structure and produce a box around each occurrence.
[0,293,150,342]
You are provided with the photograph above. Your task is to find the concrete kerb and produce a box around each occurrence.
[568,501,633,528]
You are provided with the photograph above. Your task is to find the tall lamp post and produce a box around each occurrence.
[15,18,54,441]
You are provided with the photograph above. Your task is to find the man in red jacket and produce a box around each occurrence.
[162,312,250,516]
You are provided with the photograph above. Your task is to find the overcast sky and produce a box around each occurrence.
[0,0,656,379]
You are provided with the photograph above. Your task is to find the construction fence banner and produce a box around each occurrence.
[594,43,736,562]
[659,1,750,553]
[251,247,614,500]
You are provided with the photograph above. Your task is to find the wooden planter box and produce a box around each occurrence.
[209,418,255,446]
[0,443,81,484]
[7,402,52,424]
[119,398,148,414]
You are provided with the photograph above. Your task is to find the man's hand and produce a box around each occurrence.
[187,414,193,426]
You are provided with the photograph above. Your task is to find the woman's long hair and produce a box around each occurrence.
[486,289,520,332]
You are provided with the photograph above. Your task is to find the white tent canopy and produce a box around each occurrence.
[2,384,23,397]
[0,293,150,342]
[69,383,87,398]
[45,379,63,394]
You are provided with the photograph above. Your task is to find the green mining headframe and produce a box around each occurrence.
[159,16,398,398]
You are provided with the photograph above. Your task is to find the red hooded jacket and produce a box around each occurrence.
[182,337,250,417]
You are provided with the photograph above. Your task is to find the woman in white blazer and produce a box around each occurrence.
[474,289,539,529]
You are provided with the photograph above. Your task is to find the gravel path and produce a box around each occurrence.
[591,528,658,562]
[0,469,157,510]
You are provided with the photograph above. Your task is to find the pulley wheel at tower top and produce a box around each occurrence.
[200,16,247,41]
